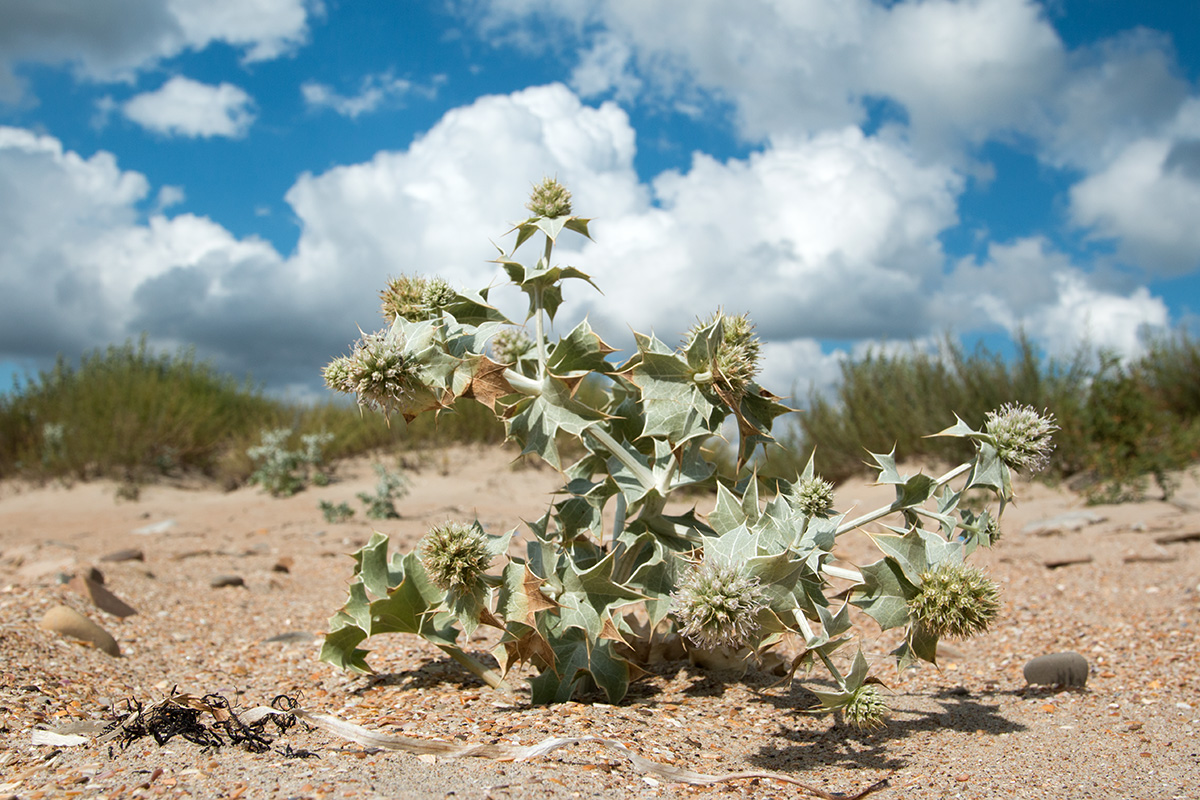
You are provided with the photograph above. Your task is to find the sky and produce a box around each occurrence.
[2,0,1199,402]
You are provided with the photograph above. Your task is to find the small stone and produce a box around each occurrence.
[84,566,105,584]
[67,574,137,618]
[132,519,176,535]
[210,575,245,588]
[1021,511,1106,536]
[272,557,294,574]
[1024,652,1089,688]
[100,548,145,563]
[39,605,120,656]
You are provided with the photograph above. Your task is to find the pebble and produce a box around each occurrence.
[132,519,176,535]
[210,575,245,588]
[67,574,138,618]
[100,548,145,563]
[1021,511,1106,536]
[1024,652,1089,687]
[38,604,120,656]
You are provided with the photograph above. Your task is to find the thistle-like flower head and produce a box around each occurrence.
[793,475,835,518]
[843,683,888,730]
[526,177,573,219]
[686,311,762,394]
[491,327,535,365]
[380,274,430,322]
[327,330,427,417]
[672,560,766,651]
[908,562,1001,639]
[322,355,354,393]
[420,522,493,592]
[421,277,457,312]
[985,403,1057,473]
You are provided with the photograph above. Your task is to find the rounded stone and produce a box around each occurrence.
[1023,651,1089,687]
[39,604,120,657]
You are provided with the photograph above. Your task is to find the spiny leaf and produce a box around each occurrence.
[628,349,715,443]
[851,558,917,631]
[558,549,648,638]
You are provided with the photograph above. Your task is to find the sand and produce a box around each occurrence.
[1,445,1197,799]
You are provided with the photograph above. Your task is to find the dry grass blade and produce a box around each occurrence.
[290,709,890,799]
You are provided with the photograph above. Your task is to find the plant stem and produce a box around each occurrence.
[834,461,974,537]
[612,492,627,548]
[437,644,513,693]
[503,368,542,396]
[586,427,656,490]
[533,235,554,380]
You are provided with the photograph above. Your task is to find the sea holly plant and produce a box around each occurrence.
[319,179,1057,718]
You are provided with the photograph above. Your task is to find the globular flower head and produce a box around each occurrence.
[672,560,766,651]
[328,330,428,417]
[983,514,1002,545]
[842,683,888,730]
[421,277,457,313]
[686,311,762,394]
[380,275,430,322]
[420,522,493,592]
[792,476,835,518]
[322,355,354,393]
[908,562,1001,639]
[491,327,535,365]
[526,177,573,219]
[985,403,1057,473]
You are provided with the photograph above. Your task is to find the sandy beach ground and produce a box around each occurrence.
[1,445,1197,799]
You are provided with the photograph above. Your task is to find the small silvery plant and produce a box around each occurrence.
[319,500,355,523]
[356,463,407,519]
[319,180,1056,714]
[248,428,334,497]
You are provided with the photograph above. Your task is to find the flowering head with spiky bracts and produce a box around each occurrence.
[323,330,427,418]
[672,560,766,651]
[491,327,535,365]
[686,310,762,395]
[908,562,1001,639]
[793,475,836,518]
[420,522,493,592]
[843,683,888,730]
[526,177,573,219]
[380,275,456,323]
[986,403,1057,473]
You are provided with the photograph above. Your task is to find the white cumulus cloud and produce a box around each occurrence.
[122,76,256,138]
[302,71,441,119]
[943,237,1169,359]
[1069,108,1200,277]
[0,0,311,102]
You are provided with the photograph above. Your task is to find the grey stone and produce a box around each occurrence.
[210,575,245,588]
[67,574,137,618]
[1023,652,1089,687]
[39,605,120,656]
[100,548,145,563]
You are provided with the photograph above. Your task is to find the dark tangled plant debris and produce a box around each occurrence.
[103,690,309,757]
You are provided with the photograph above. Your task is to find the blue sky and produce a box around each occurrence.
[2,0,1199,400]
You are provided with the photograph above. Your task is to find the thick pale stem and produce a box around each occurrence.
[436,644,513,693]
[587,427,656,490]
[821,564,864,584]
[612,492,627,548]
[503,368,542,396]
[533,234,554,380]
[833,461,975,537]
[533,284,548,380]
